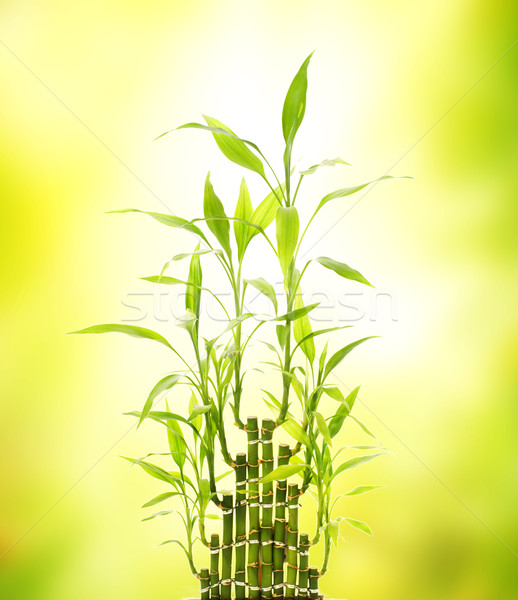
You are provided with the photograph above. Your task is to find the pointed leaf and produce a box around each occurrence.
[281,417,311,448]
[276,206,299,275]
[315,256,372,287]
[332,453,385,480]
[292,282,315,363]
[282,52,313,143]
[165,409,187,470]
[329,386,360,438]
[260,463,308,484]
[343,485,384,497]
[275,302,319,322]
[245,277,278,314]
[108,209,207,242]
[70,324,173,352]
[203,116,265,178]
[234,178,253,261]
[142,492,180,508]
[314,411,332,447]
[204,174,232,257]
[316,175,408,212]
[324,337,377,380]
[140,373,182,426]
[344,518,373,536]
[246,184,284,245]
[122,457,181,487]
[300,157,350,176]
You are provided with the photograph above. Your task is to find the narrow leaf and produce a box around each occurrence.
[343,485,384,497]
[108,209,208,242]
[234,178,253,261]
[324,337,377,380]
[140,373,182,426]
[314,411,332,447]
[203,116,265,178]
[275,302,319,322]
[260,463,308,484]
[142,492,180,508]
[282,52,314,143]
[276,206,299,275]
[344,518,373,536]
[329,386,360,438]
[246,184,284,245]
[332,453,385,480]
[315,256,373,287]
[300,157,350,176]
[281,417,311,448]
[204,173,232,257]
[292,281,315,363]
[245,277,278,314]
[69,324,173,352]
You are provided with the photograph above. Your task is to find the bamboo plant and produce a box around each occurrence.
[72,52,404,599]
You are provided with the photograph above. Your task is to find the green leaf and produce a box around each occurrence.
[171,249,214,262]
[142,510,175,522]
[142,492,180,508]
[350,415,378,440]
[140,373,182,427]
[275,302,319,322]
[276,206,299,275]
[324,337,377,380]
[276,324,289,349]
[329,386,360,438]
[332,453,385,481]
[327,520,340,546]
[292,282,315,363]
[188,403,211,421]
[245,277,278,314]
[234,178,253,261]
[246,184,284,245]
[343,485,384,497]
[142,275,184,286]
[281,417,311,448]
[300,157,350,176]
[69,324,173,352]
[314,411,332,447]
[316,175,407,213]
[203,173,232,257]
[260,463,308,484]
[122,457,181,487]
[282,52,314,144]
[315,256,373,287]
[108,209,208,242]
[189,393,203,431]
[344,518,373,536]
[165,408,187,471]
[203,115,265,178]
[322,385,345,402]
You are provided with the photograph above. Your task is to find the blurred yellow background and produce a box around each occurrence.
[1,1,517,599]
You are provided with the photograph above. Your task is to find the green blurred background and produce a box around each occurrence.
[1,1,517,599]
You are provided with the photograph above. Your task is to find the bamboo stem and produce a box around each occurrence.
[260,419,275,598]
[209,534,220,600]
[273,443,291,598]
[247,416,261,599]
[234,453,247,599]
[308,567,319,599]
[200,568,210,600]
[296,532,310,598]
[286,483,299,599]
[221,493,233,600]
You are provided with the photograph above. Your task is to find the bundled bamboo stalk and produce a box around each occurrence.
[297,532,310,598]
[209,533,220,600]
[273,443,291,598]
[234,453,247,599]
[308,567,319,599]
[260,419,275,598]
[247,416,261,599]
[200,568,210,600]
[286,483,299,598]
[221,493,233,600]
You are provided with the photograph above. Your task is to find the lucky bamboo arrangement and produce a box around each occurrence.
[72,53,403,598]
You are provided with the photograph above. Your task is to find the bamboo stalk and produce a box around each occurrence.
[209,533,220,600]
[308,567,319,599]
[260,419,275,598]
[221,493,233,600]
[234,453,247,599]
[296,532,310,598]
[247,416,261,599]
[286,483,299,599]
[200,568,210,600]
[273,443,291,599]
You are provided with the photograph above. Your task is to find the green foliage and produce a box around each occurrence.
[72,52,409,588]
